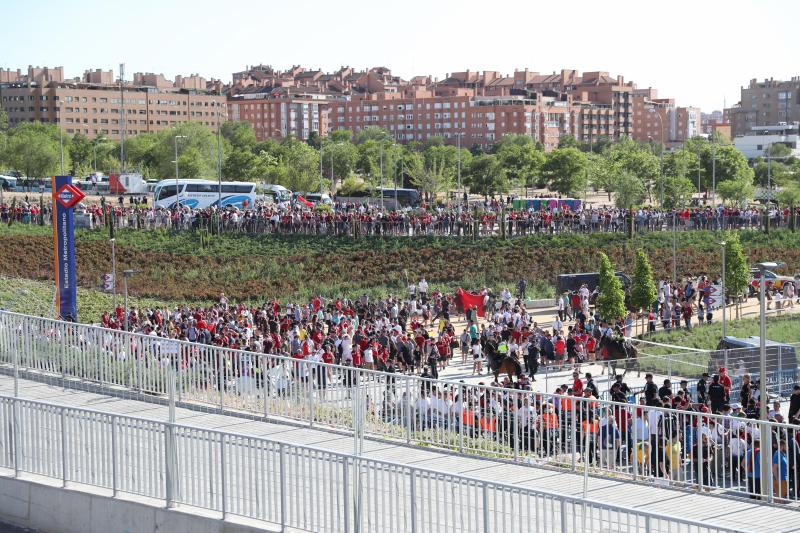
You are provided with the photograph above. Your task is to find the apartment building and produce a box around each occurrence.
[0,82,226,139]
[730,77,800,137]
[327,90,573,150]
[227,87,335,141]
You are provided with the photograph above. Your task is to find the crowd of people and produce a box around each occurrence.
[89,280,800,501]
[3,194,799,238]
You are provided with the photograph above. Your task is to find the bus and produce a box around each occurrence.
[153,179,257,209]
[338,187,421,209]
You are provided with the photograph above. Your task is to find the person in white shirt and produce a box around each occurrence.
[418,278,429,303]
[415,391,431,427]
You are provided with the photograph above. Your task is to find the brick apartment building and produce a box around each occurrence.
[227,65,702,150]
[0,66,226,140]
[729,77,800,137]
[228,86,335,141]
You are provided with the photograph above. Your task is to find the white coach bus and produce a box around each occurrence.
[153,179,257,209]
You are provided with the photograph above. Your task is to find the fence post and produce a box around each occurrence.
[343,459,351,533]
[482,483,490,533]
[12,399,21,478]
[560,498,568,533]
[279,443,287,530]
[218,350,225,413]
[645,515,652,533]
[262,354,270,421]
[308,361,315,428]
[458,384,464,454]
[165,369,177,509]
[60,407,67,487]
[408,468,417,533]
[111,415,118,497]
[405,377,411,444]
[571,399,577,472]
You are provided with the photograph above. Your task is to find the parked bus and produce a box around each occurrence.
[153,179,256,209]
[337,187,421,209]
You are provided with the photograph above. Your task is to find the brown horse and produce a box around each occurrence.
[599,336,640,377]
[492,355,523,383]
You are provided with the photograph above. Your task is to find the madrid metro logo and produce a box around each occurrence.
[55,184,85,209]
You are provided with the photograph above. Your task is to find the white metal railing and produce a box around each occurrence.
[0,310,797,505]
[0,394,748,533]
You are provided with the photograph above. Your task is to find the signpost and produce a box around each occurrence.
[51,176,84,321]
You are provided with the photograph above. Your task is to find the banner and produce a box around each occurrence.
[705,284,723,310]
[456,288,485,318]
[51,176,84,321]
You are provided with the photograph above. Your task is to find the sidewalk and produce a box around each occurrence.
[0,374,794,533]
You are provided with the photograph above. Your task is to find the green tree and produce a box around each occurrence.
[606,138,660,202]
[465,154,508,197]
[496,138,544,194]
[698,144,753,189]
[596,252,627,322]
[630,250,657,333]
[557,134,579,149]
[0,108,8,132]
[67,133,94,177]
[151,122,219,179]
[613,170,647,208]
[220,121,257,152]
[330,130,353,143]
[355,126,393,144]
[724,232,750,315]
[661,175,696,209]
[409,153,454,199]
[306,131,322,149]
[717,176,754,206]
[542,147,588,196]
[0,122,62,186]
[273,140,322,192]
[588,153,617,201]
[320,140,358,187]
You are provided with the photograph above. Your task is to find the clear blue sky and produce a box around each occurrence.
[3,0,799,112]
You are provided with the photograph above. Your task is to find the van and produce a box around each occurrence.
[557,272,632,295]
[714,336,797,374]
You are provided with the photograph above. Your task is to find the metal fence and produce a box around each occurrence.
[0,310,797,505]
[0,394,748,533]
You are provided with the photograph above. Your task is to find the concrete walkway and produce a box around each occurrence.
[0,375,796,533]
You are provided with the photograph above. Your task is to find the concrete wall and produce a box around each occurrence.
[0,475,280,533]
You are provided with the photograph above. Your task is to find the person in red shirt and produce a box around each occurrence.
[436,335,450,369]
[719,367,732,401]
[572,371,584,397]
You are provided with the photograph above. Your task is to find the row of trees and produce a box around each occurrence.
[595,232,750,324]
[2,109,799,208]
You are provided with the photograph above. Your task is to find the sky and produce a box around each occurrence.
[3,0,799,113]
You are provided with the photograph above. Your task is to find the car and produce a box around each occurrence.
[748,267,796,296]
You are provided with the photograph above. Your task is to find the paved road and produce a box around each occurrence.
[0,375,795,533]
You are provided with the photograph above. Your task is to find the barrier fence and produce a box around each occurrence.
[0,310,797,506]
[0,394,749,533]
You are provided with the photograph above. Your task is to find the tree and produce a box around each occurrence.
[588,153,617,201]
[465,154,508,197]
[630,250,657,334]
[557,134,579,149]
[0,122,62,185]
[663,149,700,184]
[717,176,754,206]
[306,131,322,149]
[220,121,257,152]
[724,232,750,316]
[595,253,627,322]
[496,138,544,194]
[661,175,696,210]
[777,183,800,231]
[0,108,8,132]
[330,130,352,143]
[698,144,753,189]
[613,170,647,209]
[606,138,660,201]
[355,126,393,144]
[320,140,358,187]
[408,153,454,199]
[273,140,322,192]
[68,133,94,177]
[542,147,588,196]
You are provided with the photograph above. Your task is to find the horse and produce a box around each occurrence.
[492,355,523,383]
[598,336,640,377]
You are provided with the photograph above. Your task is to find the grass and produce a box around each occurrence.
[3,223,800,322]
[636,314,800,378]
[0,276,186,321]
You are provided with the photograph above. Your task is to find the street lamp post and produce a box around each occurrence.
[711,143,717,206]
[648,107,664,206]
[757,260,784,501]
[173,135,187,210]
[57,103,64,175]
[122,269,140,332]
[216,107,223,232]
[719,241,726,338]
[111,238,117,309]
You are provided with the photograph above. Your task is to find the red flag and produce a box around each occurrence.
[456,288,485,318]
[297,195,314,208]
